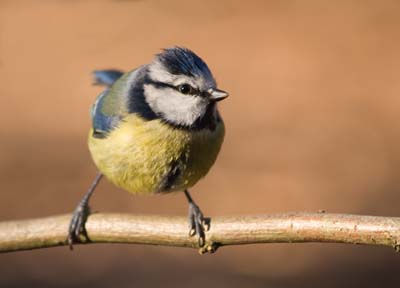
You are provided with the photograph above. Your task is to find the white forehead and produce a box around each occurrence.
[148,61,216,90]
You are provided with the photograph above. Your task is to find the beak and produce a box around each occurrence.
[208,88,229,102]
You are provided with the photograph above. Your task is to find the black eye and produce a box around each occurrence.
[178,84,194,95]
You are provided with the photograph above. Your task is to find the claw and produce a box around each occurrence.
[198,235,205,247]
[203,220,210,231]
[187,202,207,247]
[67,202,91,249]
[67,173,102,250]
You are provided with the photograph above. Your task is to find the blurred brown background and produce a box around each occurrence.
[1,0,400,287]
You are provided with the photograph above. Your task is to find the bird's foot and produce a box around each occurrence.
[199,241,220,254]
[188,202,209,247]
[67,202,91,249]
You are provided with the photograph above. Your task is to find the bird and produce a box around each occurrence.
[67,47,228,249]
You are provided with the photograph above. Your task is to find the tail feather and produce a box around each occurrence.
[92,69,124,87]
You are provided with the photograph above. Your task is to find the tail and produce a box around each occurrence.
[92,69,124,87]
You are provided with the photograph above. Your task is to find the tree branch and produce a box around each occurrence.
[1,212,400,253]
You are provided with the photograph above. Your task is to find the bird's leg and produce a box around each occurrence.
[184,189,208,247]
[67,172,103,249]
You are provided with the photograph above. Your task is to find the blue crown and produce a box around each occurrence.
[156,47,212,78]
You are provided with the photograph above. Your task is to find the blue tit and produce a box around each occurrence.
[68,47,228,248]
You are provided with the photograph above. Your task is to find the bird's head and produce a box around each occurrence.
[142,47,228,129]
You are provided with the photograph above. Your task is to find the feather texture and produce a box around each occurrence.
[88,114,225,194]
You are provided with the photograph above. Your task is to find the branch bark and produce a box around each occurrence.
[1,212,400,253]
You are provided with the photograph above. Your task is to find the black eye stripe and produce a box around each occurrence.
[145,79,204,97]
[137,72,218,131]
[145,79,175,90]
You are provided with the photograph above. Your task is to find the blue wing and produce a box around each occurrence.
[91,90,123,138]
[90,69,125,138]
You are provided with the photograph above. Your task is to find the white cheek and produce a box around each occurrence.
[144,85,207,126]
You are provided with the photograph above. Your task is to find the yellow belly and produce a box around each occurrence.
[88,114,225,194]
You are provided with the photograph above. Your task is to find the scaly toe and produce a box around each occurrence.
[188,203,207,247]
[67,205,91,249]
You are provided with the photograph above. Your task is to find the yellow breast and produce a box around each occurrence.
[88,114,225,194]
